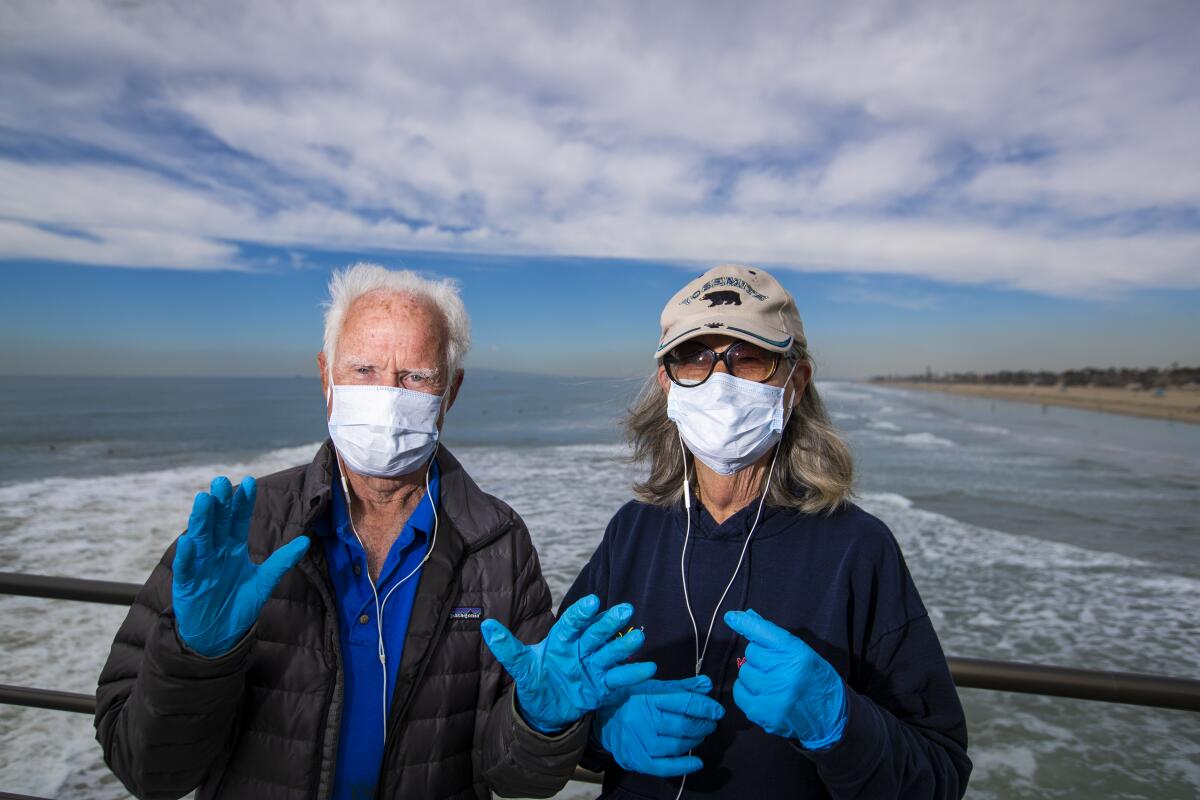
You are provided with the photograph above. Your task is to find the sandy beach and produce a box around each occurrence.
[880,382,1200,425]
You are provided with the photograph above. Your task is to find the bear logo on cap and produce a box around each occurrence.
[702,290,741,307]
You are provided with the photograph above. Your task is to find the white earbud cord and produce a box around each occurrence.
[675,432,781,800]
[679,431,780,675]
[337,446,439,743]
[328,377,442,742]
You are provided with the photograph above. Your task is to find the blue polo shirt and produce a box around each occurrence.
[321,460,438,800]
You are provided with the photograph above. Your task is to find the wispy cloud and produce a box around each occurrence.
[1,0,1198,295]
[835,277,940,311]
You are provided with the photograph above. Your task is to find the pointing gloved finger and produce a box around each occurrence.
[590,627,644,669]
[603,660,658,689]
[724,608,794,649]
[480,619,534,684]
[209,476,234,549]
[576,602,635,656]
[230,476,256,545]
[649,689,726,721]
[640,754,704,778]
[551,594,602,644]
[256,535,310,599]
[186,492,215,557]
[173,533,198,585]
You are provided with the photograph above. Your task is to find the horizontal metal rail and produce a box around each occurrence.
[0,571,139,605]
[2,571,1198,712]
[0,684,96,715]
[948,655,1200,711]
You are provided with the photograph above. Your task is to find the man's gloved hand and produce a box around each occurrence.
[172,476,311,658]
[725,608,847,750]
[480,594,657,734]
[595,675,725,777]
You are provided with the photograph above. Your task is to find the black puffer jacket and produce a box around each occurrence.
[95,443,587,799]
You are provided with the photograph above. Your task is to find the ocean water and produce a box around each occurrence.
[0,374,1197,798]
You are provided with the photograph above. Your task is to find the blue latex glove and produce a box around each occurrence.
[595,675,725,777]
[725,608,847,750]
[481,594,657,733]
[172,476,310,658]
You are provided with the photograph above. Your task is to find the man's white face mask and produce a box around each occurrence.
[666,362,796,476]
[327,383,444,478]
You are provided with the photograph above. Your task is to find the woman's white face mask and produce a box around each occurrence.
[327,383,444,478]
[666,362,797,476]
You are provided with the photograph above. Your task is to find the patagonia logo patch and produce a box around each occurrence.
[450,607,483,620]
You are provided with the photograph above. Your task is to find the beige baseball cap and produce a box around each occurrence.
[655,264,806,358]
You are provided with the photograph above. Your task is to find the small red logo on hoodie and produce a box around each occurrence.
[736,656,746,669]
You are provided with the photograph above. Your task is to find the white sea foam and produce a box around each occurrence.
[0,442,326,797]
[855,491,1200,798]
[898,432,956,448]
[859,491,914,510]
[966,422,1012,437]
[867,420,902,432]
[852,429,957,449]
[816,383,875,403]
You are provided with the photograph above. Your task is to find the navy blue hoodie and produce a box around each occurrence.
[563,498,971,799]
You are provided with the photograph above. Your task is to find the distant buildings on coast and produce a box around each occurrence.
[871,364,1200,389]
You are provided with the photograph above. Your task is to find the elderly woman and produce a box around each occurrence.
[562,265,971,799]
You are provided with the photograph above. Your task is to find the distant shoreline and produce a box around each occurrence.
[878,382,1200,425]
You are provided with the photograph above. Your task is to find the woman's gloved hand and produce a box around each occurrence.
[725,609,847,750]
[595,675,725,777]
[481,595,657,734]
[173,476,311,658]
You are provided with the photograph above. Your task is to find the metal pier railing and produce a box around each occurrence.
[2,570,1199,798]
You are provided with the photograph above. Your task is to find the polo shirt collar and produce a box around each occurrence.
[326,458,441,548]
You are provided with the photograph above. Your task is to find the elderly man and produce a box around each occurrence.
[95,263,652,799]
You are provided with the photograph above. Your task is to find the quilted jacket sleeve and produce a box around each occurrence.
[480,516,590,798]
[94,540,253,800]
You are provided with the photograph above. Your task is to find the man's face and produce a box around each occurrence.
[318,290,461,424]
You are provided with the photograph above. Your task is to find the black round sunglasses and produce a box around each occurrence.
[663,341,783,387]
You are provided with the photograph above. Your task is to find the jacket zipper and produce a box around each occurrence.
[297,531,343,800]
[373,562,464,799]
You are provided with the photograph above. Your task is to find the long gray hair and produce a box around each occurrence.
[625,343,854,514]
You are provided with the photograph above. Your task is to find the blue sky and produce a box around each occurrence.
[1,1,1197,378]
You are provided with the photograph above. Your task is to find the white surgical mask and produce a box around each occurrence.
[327,383,444,478]
[666,365,796,476]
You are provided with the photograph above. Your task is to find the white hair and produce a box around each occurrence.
[322,262,471,378]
